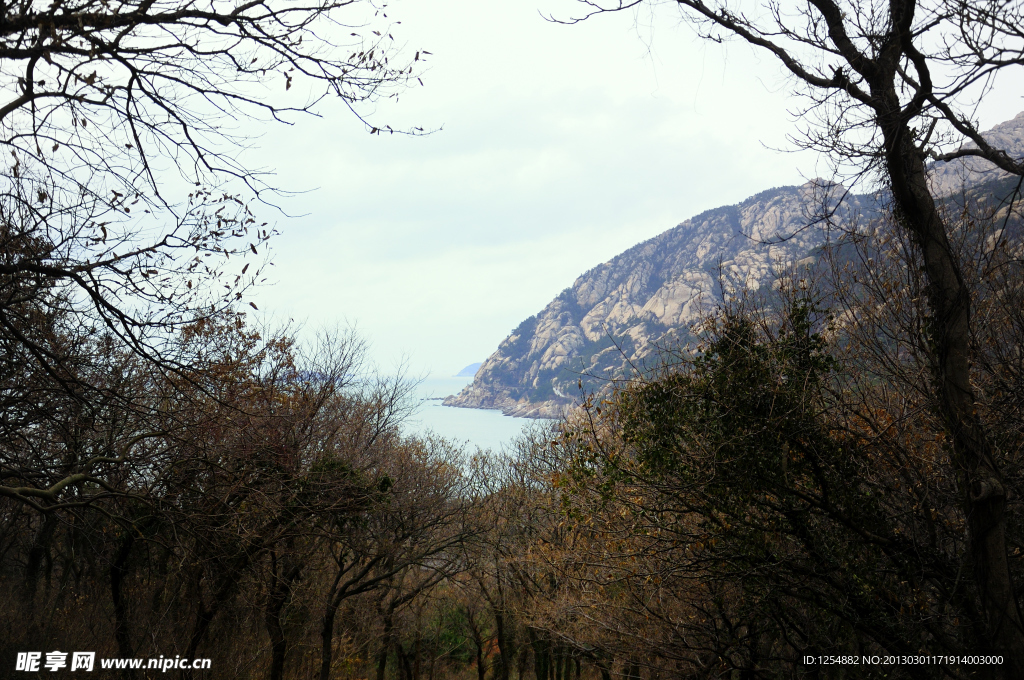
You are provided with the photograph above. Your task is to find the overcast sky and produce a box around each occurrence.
[245,0,1024,376]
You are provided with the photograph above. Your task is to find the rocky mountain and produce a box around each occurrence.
[445,113,1024,418]
[455,362,482,377]
[928,111,1024,195]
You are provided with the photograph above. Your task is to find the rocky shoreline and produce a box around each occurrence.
[441,389,565,419]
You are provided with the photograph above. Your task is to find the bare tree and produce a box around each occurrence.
[0,0,418,375]
[0,0,420,512]
[315,436,476,680]
[557,0,1024,669]
[0,0,414,193]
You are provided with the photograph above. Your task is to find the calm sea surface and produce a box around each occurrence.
[402,375,550,452]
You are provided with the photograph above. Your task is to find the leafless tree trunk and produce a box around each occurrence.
[879,107,1024,669]
[558,0,1024,671]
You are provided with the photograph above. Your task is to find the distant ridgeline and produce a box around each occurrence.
[445,113,1024,419]
[455,362,483,378]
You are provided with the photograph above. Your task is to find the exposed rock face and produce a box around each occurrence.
[928,112,1024,196]
[445,183,869,418]
[445,113,1024,418]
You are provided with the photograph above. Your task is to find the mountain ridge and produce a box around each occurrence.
[445,113,1024,418]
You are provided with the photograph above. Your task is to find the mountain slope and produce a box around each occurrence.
[446,113,1024,418]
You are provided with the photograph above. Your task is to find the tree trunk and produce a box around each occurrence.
[466,607,487,680]
[183,570,239,680]
[319,572,349,680]
[877,104,1024,676]
[398,644,414,680]
[375,613,395,680]
[267,618,287,680]
[265,550,302,680]
[266,559,287,680]
[476,638,486,680]
[22,514,57,642]
[319,602,339,680]
[110,532,137,679]
[528,630,549,680]
[492,610,510,680]
[413,634,422,680]
[517,639,529,680]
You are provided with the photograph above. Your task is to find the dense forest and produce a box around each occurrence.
[3,186,1022,679]
[2,0,1024,677]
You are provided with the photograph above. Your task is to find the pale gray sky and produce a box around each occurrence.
[245,0,1024,376]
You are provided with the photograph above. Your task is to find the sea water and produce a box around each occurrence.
[402,375,550,453]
